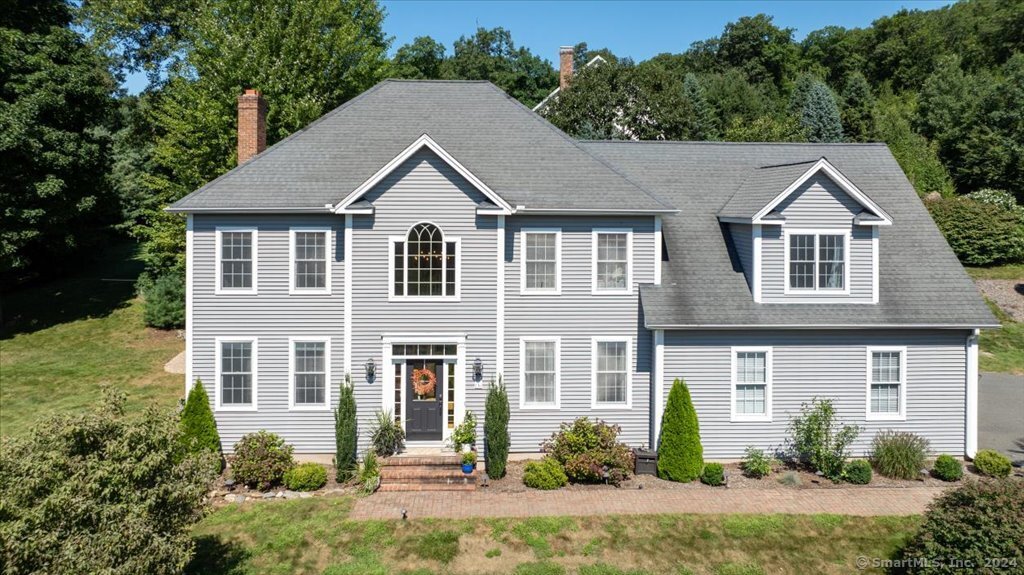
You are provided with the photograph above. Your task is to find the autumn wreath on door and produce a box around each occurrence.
[412,368,437,399]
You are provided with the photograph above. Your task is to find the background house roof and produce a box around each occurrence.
[582,141,997,329]
[169,80,672,213]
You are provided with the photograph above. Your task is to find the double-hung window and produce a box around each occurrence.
[391,223,458,299]
[290,338,330,410]
[592,338,631,408]
[216,228,257,294]
[290,228,330,294]
[867,347,906,420]
[786,231,847,292]
[521,229,560,294]
[731,347,771,422]
[216,338,257,410]
[592,229,632,294]
[520,338,559,408]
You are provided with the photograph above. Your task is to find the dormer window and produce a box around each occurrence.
[391,223,459,299]
[785,230,848,293]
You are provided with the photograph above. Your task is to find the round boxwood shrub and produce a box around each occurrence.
[700,462,725,486]
[142,271,185,329]
[926,196,1024,266]
[931,454,963,482]
[284,462,327,491]
[973,449,1013,478]
[871,430,929,480]
[231,430,295,491]
[658,379,703,482]
[843,459,872,485]
[523,457,568,490]
[899,479,1024,573]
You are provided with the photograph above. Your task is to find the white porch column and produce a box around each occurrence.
[965,328,979,458]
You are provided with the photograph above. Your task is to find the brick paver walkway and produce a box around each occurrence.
[350,486,946,520]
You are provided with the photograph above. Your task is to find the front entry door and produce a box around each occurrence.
[406,359,443,441]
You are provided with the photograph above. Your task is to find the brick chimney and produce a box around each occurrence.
[237,89,267,165]
[559,46,574,91]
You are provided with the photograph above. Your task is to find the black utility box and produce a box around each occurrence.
[634,449,657,475]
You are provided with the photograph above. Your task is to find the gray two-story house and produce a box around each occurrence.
[168,80,996,460]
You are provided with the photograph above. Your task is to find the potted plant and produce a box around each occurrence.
[461,451,477,474]
[451,411,477,452]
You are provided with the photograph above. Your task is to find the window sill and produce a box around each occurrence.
[591,402,632,410]
[388,296,461,303]
[216,405,258,412]
[730,415,772,423]
[518,404,561,411]
[865,413,906,422]
[288,289,332,296]
[214,289,259,296]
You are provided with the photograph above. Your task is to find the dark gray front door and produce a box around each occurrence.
[406,360,443,441]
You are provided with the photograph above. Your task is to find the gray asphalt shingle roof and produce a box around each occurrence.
[168,80,671,212]
[717,160,818,219]
[581,141,997,329]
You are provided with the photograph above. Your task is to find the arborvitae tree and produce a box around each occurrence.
[484,378,511,479]
[334,375,357,481]
[658,379,703,482]
[682,73,717,140]
[840,72,875,142]
[799,81,844,142]
[180,379,222,471]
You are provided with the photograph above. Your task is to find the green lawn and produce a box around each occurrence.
[966,263,1024,280]
[0,243,184,436]
[188,497,919,575]
[966,264,1024,374]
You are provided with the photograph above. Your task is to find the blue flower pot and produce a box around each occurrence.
[461,463,474,474]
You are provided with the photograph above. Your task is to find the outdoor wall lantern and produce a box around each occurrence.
[364,357,376,381]
[473,357,483,381]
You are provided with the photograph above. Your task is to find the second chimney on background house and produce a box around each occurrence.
[237,89,267,165]
[559,46,574,91]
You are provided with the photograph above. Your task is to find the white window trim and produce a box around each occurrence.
[730,346,773,423]
[865,346,907,421]
[520,228,562,295]
[215,227,258,295]
[387,222,461,302]
[288,336,332,411]
[591,228,634,295]
[214,336,258,412]
[288,227,332,295]
[590,336,633,409]
[782,228,852,296]
[519,336,561,410]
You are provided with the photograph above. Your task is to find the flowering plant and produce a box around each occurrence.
[412,368,436,397]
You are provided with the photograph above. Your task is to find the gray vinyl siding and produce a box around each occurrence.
[191,214,345,453]
[504,216,655,452]
[662,329,969,458]
[728,223,753,290]
[760,174,874,303]
[350,149,497,454]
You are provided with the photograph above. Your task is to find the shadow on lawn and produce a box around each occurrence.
[187,535,250,575]
[0,242,143,339]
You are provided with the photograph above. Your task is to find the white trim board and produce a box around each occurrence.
[185,214,194,393]
[333,134,512,215]
[864,346,908,422]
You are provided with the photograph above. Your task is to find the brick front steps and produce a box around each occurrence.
[379,455,478,492]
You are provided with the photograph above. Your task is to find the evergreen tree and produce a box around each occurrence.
[682,73,717,140]
[484,378,511,479]
[334,375,357,481]
[799,81,844,142]
[840,72,875,142]
[657,379,703,482]
[179,380,222,471]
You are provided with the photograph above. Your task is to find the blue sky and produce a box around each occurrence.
[122,0,951,93]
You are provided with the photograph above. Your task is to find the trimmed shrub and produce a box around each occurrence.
[369,409,405,457]
[900,480,1024,574]
[973,449,1013,478]
[142,271,185,328]
[700,462,725,486]
[843,459,873,485]
[0,388,218,574]
[967,188,1024,224]
[180,379,223,472]
[871,430,929,480]
[334,376,357,481]
[231,431,295,491]
[926,196,1024,265]
[484,379,511,479]
[284,462,327,491]
[931,454,964,482]
[658,379,703,482]
[786,398,860,481]
[523,457,568,490]
[741,447,776,479]
[542,418,633,485]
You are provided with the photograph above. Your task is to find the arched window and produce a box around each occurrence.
[393,223,457,297]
